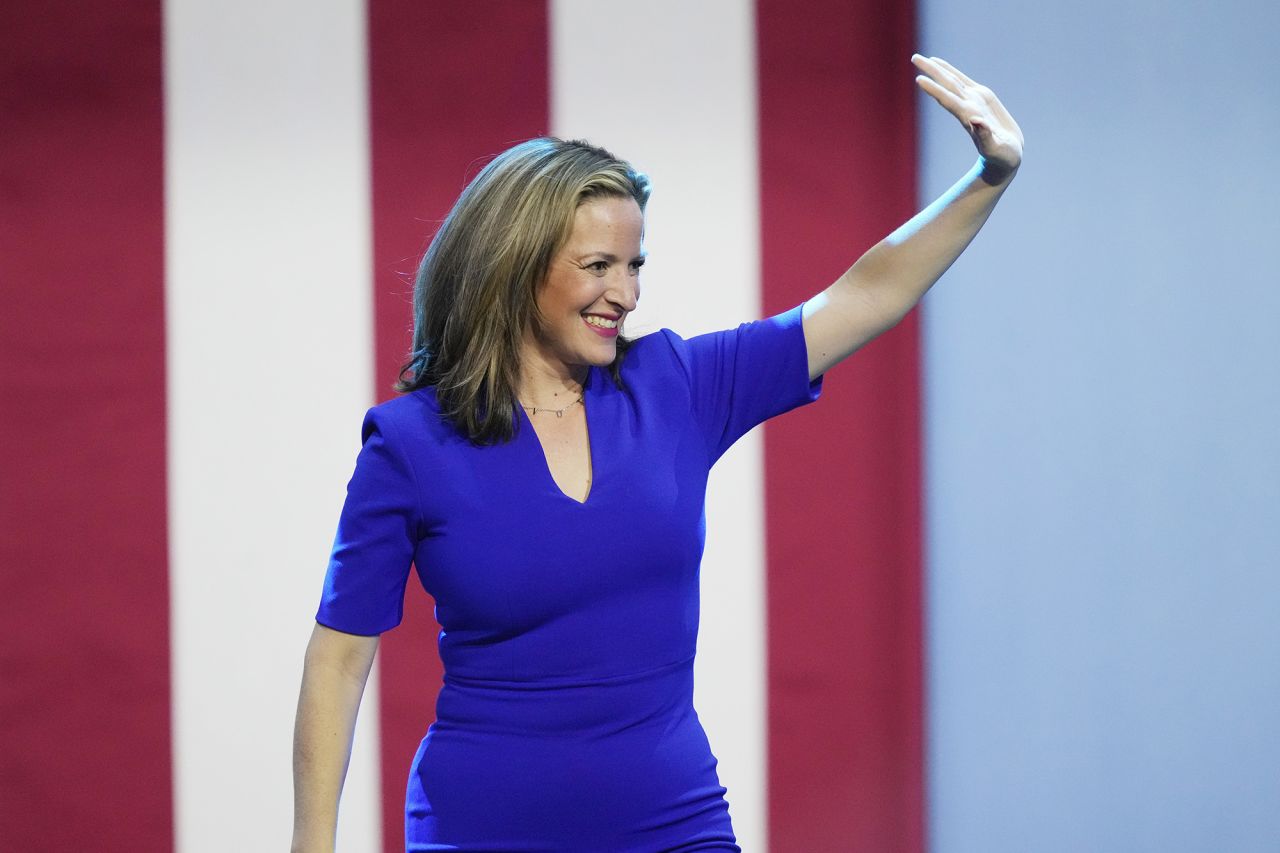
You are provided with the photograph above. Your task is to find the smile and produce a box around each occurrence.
[582,314,619,337]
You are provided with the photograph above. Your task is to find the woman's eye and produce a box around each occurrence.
[587,261,608,272]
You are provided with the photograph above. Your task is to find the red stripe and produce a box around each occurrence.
[0,2,171,849]
[366,2,549,847]
[757,2,925,850]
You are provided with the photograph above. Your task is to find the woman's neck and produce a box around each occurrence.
[516,346,588,408]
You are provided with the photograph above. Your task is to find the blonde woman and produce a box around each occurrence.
[293,53,1022,852]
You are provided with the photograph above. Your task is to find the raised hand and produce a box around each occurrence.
[912,54,1024,184]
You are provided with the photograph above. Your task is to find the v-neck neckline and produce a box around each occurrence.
[519,366,598,507]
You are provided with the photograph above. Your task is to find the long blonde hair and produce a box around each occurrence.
[395,137,651,444]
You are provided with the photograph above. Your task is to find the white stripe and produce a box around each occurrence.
[164,2,380,849]
[551,2,767,848]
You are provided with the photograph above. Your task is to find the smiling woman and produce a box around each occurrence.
[519,194,649,502]
[524,195,646,400]
[293,64,1021,846]
[293,136,827,852]
[392,138,652,445]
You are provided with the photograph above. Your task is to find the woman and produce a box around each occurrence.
[292,54,1023,851]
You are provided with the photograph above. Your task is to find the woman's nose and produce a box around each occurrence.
[610,272,639,311]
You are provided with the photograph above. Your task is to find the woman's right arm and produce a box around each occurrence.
[291,622,381,853]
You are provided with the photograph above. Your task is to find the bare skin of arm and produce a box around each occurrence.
[802,54,1025,380]
[291,622,380,853]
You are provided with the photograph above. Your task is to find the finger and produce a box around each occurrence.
[929,56,978,89]
[932,57,1019,137]
[915,74,968,121]
[911,53,964,96]
[914,55,965,95]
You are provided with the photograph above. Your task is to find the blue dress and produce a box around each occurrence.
[316,304,823,851]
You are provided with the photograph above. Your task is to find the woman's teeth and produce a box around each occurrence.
[583,315,618,329]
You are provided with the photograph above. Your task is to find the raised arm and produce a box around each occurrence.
[291,622,380,853]
[802,54,1025,381]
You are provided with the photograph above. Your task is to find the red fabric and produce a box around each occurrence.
[0,3,925,848]
[366,1,550,848]
[757,1,925,850]
[0,2,171,849]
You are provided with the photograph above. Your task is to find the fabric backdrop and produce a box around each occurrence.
[4,1,1276,852]
[2,2,919,850]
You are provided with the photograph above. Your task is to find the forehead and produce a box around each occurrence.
[566,196,644,245]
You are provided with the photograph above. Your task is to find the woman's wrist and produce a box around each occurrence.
[978,154,1019,187]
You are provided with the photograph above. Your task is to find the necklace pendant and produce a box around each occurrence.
[555,409,564,418]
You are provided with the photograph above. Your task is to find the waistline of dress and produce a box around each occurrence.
[431,654,699,736]
[441,653,696,692]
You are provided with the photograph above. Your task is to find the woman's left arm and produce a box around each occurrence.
[802,54,1025,381]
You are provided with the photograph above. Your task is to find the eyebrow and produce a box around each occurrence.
[578,251,648,263]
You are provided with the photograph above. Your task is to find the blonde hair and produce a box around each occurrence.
[395,137,651,444]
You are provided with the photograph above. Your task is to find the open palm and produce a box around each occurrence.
[913,54,1024,184]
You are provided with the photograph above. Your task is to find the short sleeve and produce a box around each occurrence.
[315,406,422,636]
[663,302,824,464]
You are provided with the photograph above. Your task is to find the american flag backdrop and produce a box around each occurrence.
[5,1,1279,852]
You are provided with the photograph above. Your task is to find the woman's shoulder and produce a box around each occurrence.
[616,326,699,391]
[622,322,713,378]
[620,305,810,388]
[367,386,437,418]
[362,387,458,445]
[625,324,699,361]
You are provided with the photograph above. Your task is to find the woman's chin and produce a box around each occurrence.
[588,348,617,367]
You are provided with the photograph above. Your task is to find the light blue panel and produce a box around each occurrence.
[919,3,1280,852]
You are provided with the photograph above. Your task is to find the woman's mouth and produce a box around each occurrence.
[582,314,620,338]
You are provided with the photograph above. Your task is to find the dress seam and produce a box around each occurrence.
[656,328,714,471]
[443,653,696,690]
[379,406,428,541]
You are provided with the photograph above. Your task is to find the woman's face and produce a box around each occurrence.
[528,195,646,376]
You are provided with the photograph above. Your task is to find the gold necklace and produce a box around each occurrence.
[520,391,583,418]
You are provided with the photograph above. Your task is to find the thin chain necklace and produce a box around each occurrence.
[520,382,584,418]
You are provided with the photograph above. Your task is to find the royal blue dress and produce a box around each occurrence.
[316,304,823,852]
